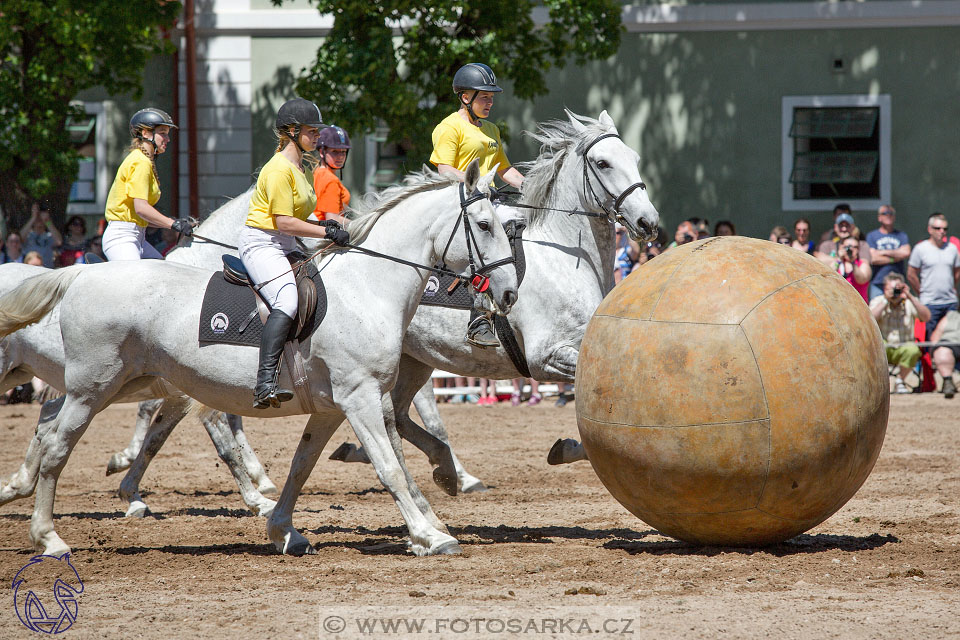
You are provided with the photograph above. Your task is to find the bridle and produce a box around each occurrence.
[436,183,516,293]
[581,133,647,226]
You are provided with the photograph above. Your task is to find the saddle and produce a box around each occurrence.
[221,253,318,338]
[197,253,327,414]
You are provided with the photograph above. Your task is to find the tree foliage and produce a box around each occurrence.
[291,0,623,165]
[0,1,180,229]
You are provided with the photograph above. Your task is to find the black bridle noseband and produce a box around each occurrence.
[581,133,646,226]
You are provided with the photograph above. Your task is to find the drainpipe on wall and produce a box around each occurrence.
[184,0,199,219]
[164,26,180,218]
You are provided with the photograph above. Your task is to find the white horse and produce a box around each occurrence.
[329,110,658,489]
[0,162,518,557]
[0,191,282,517]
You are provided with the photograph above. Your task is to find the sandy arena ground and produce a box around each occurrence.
[0,393,957,639]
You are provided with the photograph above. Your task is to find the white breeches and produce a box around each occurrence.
[102,221,163,261]
[239,225,298,319]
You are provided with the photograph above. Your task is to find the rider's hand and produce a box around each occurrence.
[321,219,342,231]
[171,218,196,236]
[326,227,350,246]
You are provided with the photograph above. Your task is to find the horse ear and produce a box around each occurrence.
[478,163,499,194]
[464,159,481,191]
[565,109,588,134]
[598,110,618,134]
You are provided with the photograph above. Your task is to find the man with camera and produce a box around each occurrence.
[666,220,697,250]
[870,272,931,394]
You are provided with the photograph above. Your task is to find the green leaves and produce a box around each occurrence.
[294,0,622,167]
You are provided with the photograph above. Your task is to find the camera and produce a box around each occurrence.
[893,285,904,297]
[844,246,854,257]
[682,233,694,243]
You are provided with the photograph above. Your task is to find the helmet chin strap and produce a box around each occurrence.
[460,91,483,123]
[135,129,158,154]
[283,125,307,154]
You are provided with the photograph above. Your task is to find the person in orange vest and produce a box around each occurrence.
[310,125,351,226]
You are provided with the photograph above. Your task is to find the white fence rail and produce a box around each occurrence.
[430,370,562,397]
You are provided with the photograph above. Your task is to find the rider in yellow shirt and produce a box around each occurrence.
[102,108,196,260]
[430,63,524,348]
[241,98,350,409]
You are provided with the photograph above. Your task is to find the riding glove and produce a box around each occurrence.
[171,218,196,236]
[326,227,350,246]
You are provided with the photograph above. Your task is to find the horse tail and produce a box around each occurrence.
[0,267,84,337]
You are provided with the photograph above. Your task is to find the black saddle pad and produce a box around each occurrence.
[419,220,527,310]
[198,263,327,347]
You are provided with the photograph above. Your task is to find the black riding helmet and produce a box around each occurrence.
[130,108,177,152]
[453,63,502,122]
[275,98,324,154]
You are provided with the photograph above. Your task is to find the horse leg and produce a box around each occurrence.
[30,394,105,556]
[198,410,276,517]
[409,378,486,493]
[267,412,344,556]
[0,397,64,505]
[224,413,278,496]
[106,398,161,476]
[344,383,460,556]
[117,396,192,517]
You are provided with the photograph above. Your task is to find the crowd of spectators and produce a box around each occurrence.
[0,203,110,268]
[614,203,960,398]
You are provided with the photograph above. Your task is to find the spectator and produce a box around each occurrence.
[638,240,661,267]
[769,225,792,246]
[866,205,911,302]
[20,202,62,268]
[1,232,25,263]
[907,213,960,339]
[791,218,816,254]
[870,273,930,394]
[23,251,44,266]
[819,203,853,243]
[153,227,181,256]
[614,223,637,283]
[666,220,696,250]
[834,237,872,302]
[477,378,498,406]
[510,379,541,406]
[714,220,736,237]
[691,218,710,239]
[554,382,573,407]
[57,215,88,267]
[930,309,960,398]
[818,212,870,266]
[85,235,105,261]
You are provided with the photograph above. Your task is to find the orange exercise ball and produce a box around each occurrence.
[576,237,888,546]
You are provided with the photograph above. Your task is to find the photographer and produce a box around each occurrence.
[833,237,872,302]
[666,220,697,250]
[870,273,930,394]
[20,202,62,268]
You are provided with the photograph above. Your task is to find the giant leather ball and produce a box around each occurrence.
[576,237,888,545]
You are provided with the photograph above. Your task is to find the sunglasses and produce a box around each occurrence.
[931,226,948,231]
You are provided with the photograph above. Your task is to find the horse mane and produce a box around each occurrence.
[516,112,615,229]
[340,169,456,246]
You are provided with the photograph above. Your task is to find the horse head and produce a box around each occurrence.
[566,109,660,242]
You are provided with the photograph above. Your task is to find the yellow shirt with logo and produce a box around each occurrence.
[246,153,317,231]
[104,149,161,227]
[429,112,511,176]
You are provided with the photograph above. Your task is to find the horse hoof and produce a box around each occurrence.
[106,453,130,476]
[461,478,488,494]
[125,501,148,518]
[432,468,459,497]
[434,540,463,556]
[328,442,355,462]
[285,540,317,556]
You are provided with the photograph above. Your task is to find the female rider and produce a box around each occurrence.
[102,108,196,261]
[241,98,350,409]
[309,125,352,226]
[429,62,524,348]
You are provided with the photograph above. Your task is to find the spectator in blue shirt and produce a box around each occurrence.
[867,205,911,301]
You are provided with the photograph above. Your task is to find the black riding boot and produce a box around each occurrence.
[253,309,295,409]
[465,309,499,348]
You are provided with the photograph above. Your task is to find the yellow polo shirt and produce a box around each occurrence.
[246,153,317,231]
[104,149,160,227]
[430,112,511,175]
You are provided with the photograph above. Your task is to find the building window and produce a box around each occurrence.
[781,95,890,211]
[65,102,108,216]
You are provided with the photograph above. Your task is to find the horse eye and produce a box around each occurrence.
[597,159,610,169]
[478,221,490,232]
